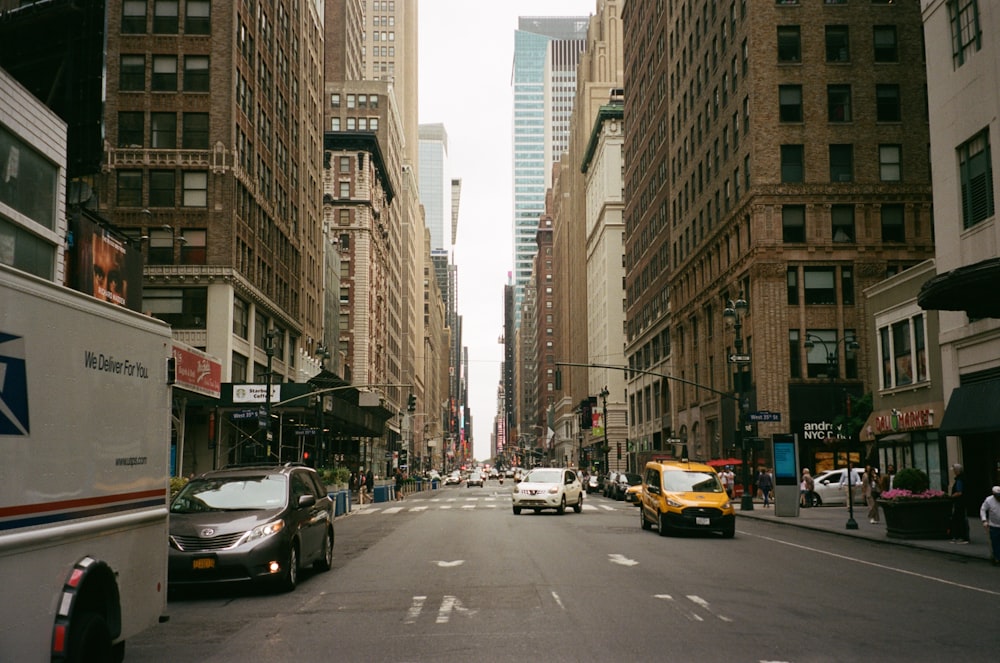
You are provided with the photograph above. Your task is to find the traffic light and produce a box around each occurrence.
[580,399,592,430]
[617,442,622,460]
[407,393,416,413]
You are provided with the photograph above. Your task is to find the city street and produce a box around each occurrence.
[129,482,1000,662]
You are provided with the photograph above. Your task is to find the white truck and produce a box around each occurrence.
[0,264,172,662]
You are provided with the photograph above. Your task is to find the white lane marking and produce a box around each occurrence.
[434,560,464,567]
[383,507,403,514]
[608,553,639,566]
[484,503,497,508]
[404,596,426,624]
[749,531,1000,597]
[440,505,452,509]
[461,504,476,509]
[687,595,733,622]
[409,506,428,512]
[599,505,616,511]
[551,591,565,610]
[436,595,477,623]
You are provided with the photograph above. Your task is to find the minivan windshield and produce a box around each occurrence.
[662,471,724,493]
[171,475,288,513]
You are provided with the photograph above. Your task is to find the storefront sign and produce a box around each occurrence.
[873,407,935,435]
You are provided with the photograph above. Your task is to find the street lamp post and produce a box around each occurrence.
[600,386,610,475]
[723,296,753,511]
[803,333,860,530]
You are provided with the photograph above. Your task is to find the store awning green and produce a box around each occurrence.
[939,380,1000,436]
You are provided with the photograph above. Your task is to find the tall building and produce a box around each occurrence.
[511,16,588,325]
[918,0,1000,501]
[622,1,934,475]
[418,123,449,252]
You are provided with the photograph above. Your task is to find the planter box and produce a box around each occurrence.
[878,499,952,540]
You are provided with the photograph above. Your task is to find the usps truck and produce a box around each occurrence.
[0,263,172,662]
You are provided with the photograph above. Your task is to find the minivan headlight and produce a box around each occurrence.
[246,519,285,543]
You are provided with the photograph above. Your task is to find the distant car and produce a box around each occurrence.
[466,471,485,487]
[512,467,584,515]
[586,475,600,493]
[625,483,643,505]
[613,472,642,500]
[444,471,462,485]
[811,467,866,506]
[168,463,334,592]
[602,471,620,497]
[489,468,499,479]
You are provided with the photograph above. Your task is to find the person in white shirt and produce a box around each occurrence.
[980,486,1000,566]
[839,468,860,509]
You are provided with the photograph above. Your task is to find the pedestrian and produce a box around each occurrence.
[979,486,1000,566]
[839,466,859,509]
[861,465,881,523]
[950,463,970,544]
[757,467,774,507]
[394,467,404,501]
[881,464,896,492]
[720,466,732,498]
[724,467,736,499]
[365,467,374,503]
[358,467,368,504]
[800,468,814,507]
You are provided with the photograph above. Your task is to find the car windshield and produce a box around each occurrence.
[170,474,288,513]
[624,473,642,485]
[524,469,562,484]
[662,470,724,493]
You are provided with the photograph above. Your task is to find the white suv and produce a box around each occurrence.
[512,468,584,515]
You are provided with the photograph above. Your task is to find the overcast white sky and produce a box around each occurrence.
[417,0,594,462]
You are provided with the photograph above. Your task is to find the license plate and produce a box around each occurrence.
[696,517,710,526]
[192,557,216,570]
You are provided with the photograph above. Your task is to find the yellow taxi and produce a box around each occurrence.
[625,483,643,505]
[639,460,735,538]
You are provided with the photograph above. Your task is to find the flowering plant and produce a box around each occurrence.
[879,488,947,501]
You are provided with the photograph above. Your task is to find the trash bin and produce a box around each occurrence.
[334,490,347,516]
[373,485,390,503]
[431,479,439,490]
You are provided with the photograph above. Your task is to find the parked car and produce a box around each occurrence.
[639,460,735,538]
[811,467,866,506]
[625,483,643,505]
[512,467,584,515]
[613,472,643,500]
[602,471,620,497]
[168,463,334,592]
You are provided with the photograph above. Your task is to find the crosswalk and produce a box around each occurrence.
[351,495,628,515]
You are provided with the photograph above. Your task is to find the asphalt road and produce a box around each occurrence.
[128,482,1000,662]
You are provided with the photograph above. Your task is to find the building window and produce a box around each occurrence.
[150,112,176,148]
[185,0,211,35]
[789,330,801,378]
[120,55,145,91]
[330,93,341,107]
[182,171,208,207]
[841,267,855,306]
[231,352,247,382]
[339,156,350,173]
[152,0,178,34]
[880,144,902,181]
[182,112,209,149]
[828,85,852,122]
[832,204,855,242]
[233,297,249,338]
[181,229,206,264]
[787,267,799,305]
[339,181,350,198]
[184,55,210,92]
[143,287,207,328]
[873,25,898,62]
[826,25,850,62]
[803,267,836,305]
[881,204,905,242]
[331,117,341,131]
[117,170,142,207]
[949,0,982,67]
[121,0,146,33]
[876,84,901,122]
[781,145,804,183]
[151,56,178,92]
[958,128,995,228]
[782,205,806,243]
[347,94,356,109]
[777,25,801,62]
[118,111,144,147]
[830,144,853,182]
[147,228,173,265]
[346,117,356,130]
[149,170,176,207]
[779,85,802,122]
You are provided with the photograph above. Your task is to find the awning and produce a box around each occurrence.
[939,380,1000,436]
[918,257,1000,318]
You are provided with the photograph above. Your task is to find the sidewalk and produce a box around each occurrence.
[736,499,994,563]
